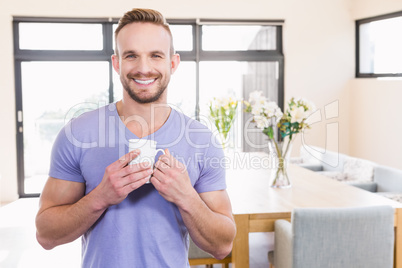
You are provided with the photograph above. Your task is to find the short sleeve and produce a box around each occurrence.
[48,120,85,183]
[194,144,226,193]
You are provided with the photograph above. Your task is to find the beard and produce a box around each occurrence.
[121,73,169,104]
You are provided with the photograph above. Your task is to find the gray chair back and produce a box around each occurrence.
[291,206,394,268]
[374,165,402,192]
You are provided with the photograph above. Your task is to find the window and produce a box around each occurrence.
[356,11,402,77]
[19,22,104,50]
[14,17,283,197]
[14,18,116,197]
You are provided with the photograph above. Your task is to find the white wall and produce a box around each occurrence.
[349,0,402,169]
[0,0,363,203]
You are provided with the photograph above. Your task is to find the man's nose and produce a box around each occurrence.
[136,57,152,74]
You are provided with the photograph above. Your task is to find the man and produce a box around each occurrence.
[35,8,236,268]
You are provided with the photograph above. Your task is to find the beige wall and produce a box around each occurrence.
[349,0,402,169]
[350,79,402,168]
[351,0,402,20]
[0,0,399,203]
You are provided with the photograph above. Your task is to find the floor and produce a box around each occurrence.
[0,198,274,268]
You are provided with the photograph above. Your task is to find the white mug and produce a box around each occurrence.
[128,139,165,183]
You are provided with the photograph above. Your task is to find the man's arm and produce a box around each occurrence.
[152,149,236,259]
[180,190,236,260]
[36,150,153,250]
[36,178,102,249]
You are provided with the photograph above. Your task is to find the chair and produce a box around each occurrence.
[268,206,394,268]
[351,165,402,203]
[188,236,231,268]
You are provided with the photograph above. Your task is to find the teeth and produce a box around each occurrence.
[134,79,155,85]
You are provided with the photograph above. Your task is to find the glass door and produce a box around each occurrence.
[19,61,109,195]
[199,61,280,151]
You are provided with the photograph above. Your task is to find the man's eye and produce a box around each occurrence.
[152,54,162,58]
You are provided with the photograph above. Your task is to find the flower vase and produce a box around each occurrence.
[219,133,228,150]
[218,129,234,155]
[268,138,293,188]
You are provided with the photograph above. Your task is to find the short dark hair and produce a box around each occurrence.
[114,8,174,56]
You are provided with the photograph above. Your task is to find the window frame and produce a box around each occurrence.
[355,10,402,78]
[13,17,284,197]
[13,17,118,198]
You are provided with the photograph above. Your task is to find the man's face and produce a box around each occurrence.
[112,22,180,104]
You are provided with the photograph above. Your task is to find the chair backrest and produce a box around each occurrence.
[291,206,394,268]
[299,145,348,172]
[374,165,402,192]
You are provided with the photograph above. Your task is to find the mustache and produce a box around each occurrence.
[128,72,160,79]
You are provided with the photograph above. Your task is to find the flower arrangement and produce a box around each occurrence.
[244,91,316,141]
[208,96,239,149]
[244,90,316,188]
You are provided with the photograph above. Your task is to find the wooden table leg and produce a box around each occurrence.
[232,214,249,268]
[395,208,402,268]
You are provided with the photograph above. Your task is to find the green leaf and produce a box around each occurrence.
[262,126,274,139]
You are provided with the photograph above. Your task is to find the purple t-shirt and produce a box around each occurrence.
[49,103,226,268]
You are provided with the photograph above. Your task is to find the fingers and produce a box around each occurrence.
[155,149,173,170]
[155,149,186,175]
[117,149,141,169]
[122,176,150,193]
[105,162,152,199]
[152,150,172,185]
[106,149,153,188]
[151,149,192,205]
[164,148,171,156]
[100,151,157,206]
[153,150,188,188]
[150,167,165,185]
[118,161,153,186]
[121,169,152,192]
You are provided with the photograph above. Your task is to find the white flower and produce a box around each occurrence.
[254,116,270,129]
[294,98,316,114]
[248,91,263,103]
[304,100,316,116]
[263,101,280,117]
[246,91,316,140]
[275,110,284,122]
[216,97,226,108]
[290,106,307,123]
[251,104,263,116]
[212,96,238,110]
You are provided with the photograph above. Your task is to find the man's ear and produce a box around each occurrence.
[170,53,180,74]
[111,54,120,74]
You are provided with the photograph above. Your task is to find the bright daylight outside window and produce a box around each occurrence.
[356,11,402,77]
[14,18,283,197]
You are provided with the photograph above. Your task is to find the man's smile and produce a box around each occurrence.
[134,78,156,85]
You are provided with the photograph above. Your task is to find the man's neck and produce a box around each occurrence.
[116,98,171,138]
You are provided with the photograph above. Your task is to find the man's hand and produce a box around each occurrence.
[35,149,154,250]
[152,149,235,260]
[95,149,154,208]
[151,149,196,206]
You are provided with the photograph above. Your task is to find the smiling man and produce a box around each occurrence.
[114,21,175,104]
[35,8,236,268]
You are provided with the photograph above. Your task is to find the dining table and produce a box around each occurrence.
[225,152,402,268]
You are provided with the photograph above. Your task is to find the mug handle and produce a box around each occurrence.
[156,148,166,156]
[146,149,166,184]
